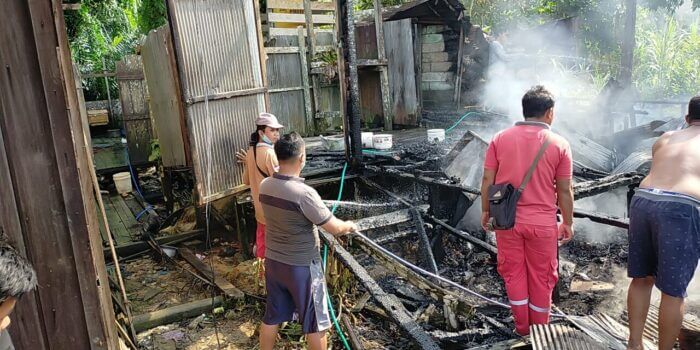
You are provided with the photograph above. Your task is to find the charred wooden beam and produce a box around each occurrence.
[319,231,441,350]
[354,207,418,231]
[573,172,643,199]
[351,229,494,312]
[365,166,481,195]
[361,178,440,273]
[341,315,365,350]
[375,230,413,244]
[426,216,497,256]
[574,209,629,229]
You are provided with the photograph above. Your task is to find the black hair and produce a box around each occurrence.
[522,85,555,119]
[0,237,37,300]
[274,132,305,162]
[249,125,267,146]
[688,96,700,121]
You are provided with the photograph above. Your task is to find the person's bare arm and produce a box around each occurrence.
[556,178,574,243]
[0,297,17,331]
[321,217,358,236]
[480,168,497,231]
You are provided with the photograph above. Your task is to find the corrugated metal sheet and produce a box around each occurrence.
[188,95,263,202]
[654,117,686,133]
[141,25,189,167]
[559,128,614,172]
[531,324,606,350]
[169,0,263,100]
[612,137,656,174]
[168,0,266,203]
[442,131,489,189]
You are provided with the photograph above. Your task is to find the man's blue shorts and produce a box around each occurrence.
[628,188,700,298]
[262,258,331,334]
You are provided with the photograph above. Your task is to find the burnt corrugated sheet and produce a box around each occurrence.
[654,117,686,133]
[559,128,614,173]
[612,137,656,174]
[442,131,489,189]
[168,0,266,203]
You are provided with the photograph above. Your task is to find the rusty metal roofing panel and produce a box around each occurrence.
[168,0,267,203]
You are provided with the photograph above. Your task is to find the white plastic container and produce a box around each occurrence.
[113,172,132,195]
[372,134,393,150]
[427,129,446,142]
[320,135,346,151]
[361,132,374,148]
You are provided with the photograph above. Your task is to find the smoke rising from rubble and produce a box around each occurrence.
[482,19,604,135]
[574,188,629,244]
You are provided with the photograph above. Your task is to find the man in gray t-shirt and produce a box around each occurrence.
[258,132,357,350]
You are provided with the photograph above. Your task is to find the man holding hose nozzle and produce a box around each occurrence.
[480,85,575,336]
[258,132,357,350]
[626,96,700,350]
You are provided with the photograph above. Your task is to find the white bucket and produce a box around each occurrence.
[372,134,393,150]
[361,132,374,148]
[427,129,446,142]
[113,172,132,195]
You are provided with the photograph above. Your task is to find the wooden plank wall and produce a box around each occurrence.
[117,55,154,165]
[264,0,341,136]
[141,25,190,168]
[385,19,419,126]
[266,50,309,134]
[0,0,118,348]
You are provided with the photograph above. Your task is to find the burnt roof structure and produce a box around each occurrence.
[384,0,466,32]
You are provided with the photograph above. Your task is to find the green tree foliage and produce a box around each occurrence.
[138,0,168,34]
[465,0,699,98]
[634,9,700,98]
[68,0,144,100]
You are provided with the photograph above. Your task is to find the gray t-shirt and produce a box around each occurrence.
[259,173,333,266]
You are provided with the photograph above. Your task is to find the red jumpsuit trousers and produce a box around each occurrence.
[496,223,559,336]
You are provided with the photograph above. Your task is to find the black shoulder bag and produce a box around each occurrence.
[487,134,551,230]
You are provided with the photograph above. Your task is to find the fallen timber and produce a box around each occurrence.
[573,172,643,199]
[178,247,244,300]
[132,297,224,332]
[361,177,440,274]
[319,230,441,350]
[573,208,629,229]
[364,165,482,196]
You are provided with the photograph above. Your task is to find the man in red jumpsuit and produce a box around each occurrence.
[480,85,575,336]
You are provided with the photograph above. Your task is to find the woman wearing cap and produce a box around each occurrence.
[239,113,284,258]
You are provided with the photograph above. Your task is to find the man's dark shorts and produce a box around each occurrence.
[263,258,331,334]
[628,189,700,298]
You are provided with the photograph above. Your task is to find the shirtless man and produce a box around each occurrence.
[626,96,700,350]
